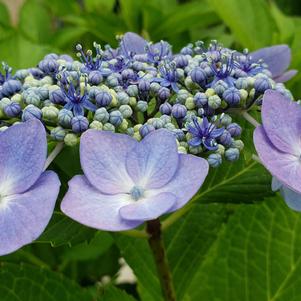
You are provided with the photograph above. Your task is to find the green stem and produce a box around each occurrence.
[242,111,260,127]
[44,142,64,170]
[18,250,50,269]
[121,229,148,239]
[146,219,177,301]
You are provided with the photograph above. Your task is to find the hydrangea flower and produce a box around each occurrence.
[0,120,60,255]
[61,129,208,231]
[254,90,301,210]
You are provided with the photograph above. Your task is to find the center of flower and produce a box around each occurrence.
[130,186,145,201]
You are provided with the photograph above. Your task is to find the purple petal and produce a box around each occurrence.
[80,130,137,194]
[250,45,291,77]
[0,171,60,255]
[121,32,147,55]
[60,175,141,231]
[274,69,298,83]
[149,154,209,212]
[126,129,179,189]
[188,137,202,147]
[254,126,301,193]
[119,192,176,221]
[0,120,46,195]
[261,90,301,155]
[280,185,301,212]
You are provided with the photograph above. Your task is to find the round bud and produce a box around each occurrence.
[88,70,103,85]
[139,124,155,138]
[119,104,133,118]
[24,92,41,106]
[150,82,161,94]
[159,102,172,115]
[225,148,240,161]
[58,109,73,128]
[22,105,42,121]
[208,153,222,168]
[223,87,241,106]
[4,102,21,117]
[89,120,103,130]
[171,104,187,119]
[50,126,66,141]
[64,133,78,146]
[94,107,109,123]
[103,122,115,132]
[194,92,208,107]
[174,55,188,68]
[213,80,228,96]
[158,87,170,101]
[208,95,221,109]
[42,106,59,122]
[109,110,123,126]
[164,123,176,131]
[173,129,185,141]
[1,80,22,96]
[137,100,148,112]
[49,86,65,105]
[151,118,164,129]
[254,77,272,93]
[160,114,171,125]
[218,130,232,146]
[185,97,195,110]
[190,67,206,86]
[177,89,190,103]
[138,80,150,92]
[227,123,242,137]
[95,91,112,107]
[231,139,244,151]
[38,59,59,75]
[220,114,232,126]
[117,91,130,105]
[235,77,249,90]
[71,116,89,133]
[127,85,139,97]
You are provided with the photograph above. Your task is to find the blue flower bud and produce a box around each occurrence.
[71,115,89,133]
[121,69,135,80]
[208,153,222,168]
[0,97,11,110]
[106,74,119,87]
[127,85,139,97]
[137,100,148,112]
[151,118,164,129]
[171,103,187,119]
[58,109,73,127]
[119,104,133,118]
[235,77,249,90]
[127,127,135,136]
[176,89,190,103]
[180,44,193,55]
[50,87,65,105]
[88,70,103,85]
[223,87,241,106]
[231,139,244,151]
[109,110,123,126]
[24,92,41,106]
[220,114,232,126]
[38,59,59,75]
[3,102,21,117]
[193,92,207,107]
[150,82,161,94]
[94,107,109,123]
[138,80,150,92]
[22,104,42,121]
[254,77,272,93]
[28,67,44,79]
[227,123,242,137]
[139,124,155,137]
[225,147,239,161]
[95,91,112,107]
[173,129,185,141]
[164,122,176,131]
[174,55,188,68]
[15,69,30,80]
[213,80,228,96]
[190,67,206,86]
[160,114,172,124]
[158,87,170,100]
[117,91,130,104]
[218,130,232,146]
[37,86,49,100]
[50,126,66,141]
[1,80,22,96]
[159,102,172,115]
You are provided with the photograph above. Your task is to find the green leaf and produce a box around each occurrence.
[84,0,115,14]
[185,196,301,301]
[208,0,277,49]
[0,2,10,27]
[19,0,52,43]
[36,212,95,247]
[119,0,142,32]
[102,285,137,301]
[0,262,93,300]
[115,203,232,301]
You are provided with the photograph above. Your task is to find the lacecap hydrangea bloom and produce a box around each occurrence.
[0,120,60,255]
[0,32,296,169]
[254,90,301,211]
[61,129,208,231]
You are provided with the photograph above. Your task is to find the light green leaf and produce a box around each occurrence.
[0,262,93,300]
[208,0,277,49]
[186,196,301,301]
[119,0,142,32]
[84,0,115,13]
[102,285,137,301]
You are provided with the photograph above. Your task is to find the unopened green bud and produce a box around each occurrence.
[208,95,221,109]
[205,88,215,97]
[64,133,78,146]
[50,126,66,141]
[11,93,22,104]
[185,97,195,110]
[119,119,128,131]
[129,97,137,107]
[89,120,103,130]
[94,108,109,123]
[103,123,115,132]
[216,144,225,155]
[178,146,187,154]
[134,124,142,132]
[231,139,244,151]
[133,131,142,141]
[42,106,59,122]
[119,104,133,118]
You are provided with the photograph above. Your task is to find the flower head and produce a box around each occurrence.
[61,130,208,231]
[187,116,224,150]
[254,90,301,209]
[0,120,60,255]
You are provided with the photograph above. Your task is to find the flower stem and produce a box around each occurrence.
[242,111,260,127]
[44,142,64,171]
[146,219,177,301]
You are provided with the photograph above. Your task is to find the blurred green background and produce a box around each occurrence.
[1,0,301,96]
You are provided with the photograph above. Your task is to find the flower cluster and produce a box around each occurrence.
[0,32,295,167]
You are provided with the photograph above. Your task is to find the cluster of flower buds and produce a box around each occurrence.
[0,32,294,167]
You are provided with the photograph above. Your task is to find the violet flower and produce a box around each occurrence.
[0,120,60,255]
[254,90,301,210]
[250,45,297,83]
[61,129,208,231]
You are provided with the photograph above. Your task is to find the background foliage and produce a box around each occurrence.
[1,0,301,300]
